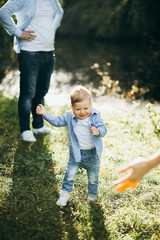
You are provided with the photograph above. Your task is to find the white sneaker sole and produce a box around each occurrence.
[32,127,52,135]
[56,200,68,207]
[21,137,37,142]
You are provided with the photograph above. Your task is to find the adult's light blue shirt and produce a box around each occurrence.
[0,0,63,53]
[44,108,107,162]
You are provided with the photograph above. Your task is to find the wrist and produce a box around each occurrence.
[15,28,22,38]
[146,152,160,169]
[42,110,47,117]
[97,129,100,136]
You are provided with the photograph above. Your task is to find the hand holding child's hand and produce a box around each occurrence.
[90,125,100,136]
[36,104,46,117]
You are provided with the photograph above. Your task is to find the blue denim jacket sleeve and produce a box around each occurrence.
[44,111,67,127]
[92,111,107,137]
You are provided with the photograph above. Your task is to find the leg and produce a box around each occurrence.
[86,154,100,196]
[32,52,54,129]
[62,153,80,192]
[18,51,40,133]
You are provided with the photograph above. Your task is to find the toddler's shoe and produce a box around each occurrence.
[87,195,96,202]
[21,130,37,142]
[56,190,69,206]
[32,126,52,134]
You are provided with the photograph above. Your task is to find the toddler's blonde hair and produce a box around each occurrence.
[70,85,91,105]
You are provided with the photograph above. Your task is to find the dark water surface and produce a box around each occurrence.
[0,37,159,101]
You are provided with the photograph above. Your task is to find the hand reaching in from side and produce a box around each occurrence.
[112,158,152,192]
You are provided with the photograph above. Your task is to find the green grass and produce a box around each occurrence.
[0,92,160,240]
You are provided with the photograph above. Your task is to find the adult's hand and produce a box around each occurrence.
[112,158,152,192]
[112,150,160,192]
[20,30,36,41]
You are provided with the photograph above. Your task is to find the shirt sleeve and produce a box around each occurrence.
[0,0,23,37]
[52,0,64,31]
[44,111,67,127]
[94,112,107,137]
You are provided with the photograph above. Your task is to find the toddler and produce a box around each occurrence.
[36,85,107,206]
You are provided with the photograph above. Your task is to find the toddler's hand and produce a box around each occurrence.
[90,125,100,136]
[36,104,46,117]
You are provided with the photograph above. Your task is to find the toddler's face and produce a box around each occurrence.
[72,99,92,120]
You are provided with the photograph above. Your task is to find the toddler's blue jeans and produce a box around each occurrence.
[62,148,100,196]
[18,50,54,133]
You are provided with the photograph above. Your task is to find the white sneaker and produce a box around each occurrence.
[56,190,70,206]
[87,195,96,202]
[21,130,37,142]
[32,126,52,135]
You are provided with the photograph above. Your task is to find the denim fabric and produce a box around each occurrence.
[0,0,63,53]
[62,148,100,195]
[18,50,54,133]
[44,109,107,162]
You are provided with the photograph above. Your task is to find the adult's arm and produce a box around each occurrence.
[52,0,64,31]
[0,0,23,37]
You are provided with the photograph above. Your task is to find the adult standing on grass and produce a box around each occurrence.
[112,150,160,192]
[0,0,63,142]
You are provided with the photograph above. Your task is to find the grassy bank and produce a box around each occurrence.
[0,92,160,240]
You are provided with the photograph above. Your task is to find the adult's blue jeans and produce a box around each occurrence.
[62,148,100,196]
[18,50,54,133]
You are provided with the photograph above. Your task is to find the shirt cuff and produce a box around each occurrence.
[14,28,22,38]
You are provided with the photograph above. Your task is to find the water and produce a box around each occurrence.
[0,37,157,105]
[54,38,149,90]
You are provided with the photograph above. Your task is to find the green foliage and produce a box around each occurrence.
[131,0,160,39]
[147,104,160,138]
[0,0,7,8]
[59,0,64,6]
[0,17,16,83]
[0,92,160,239]
[60,0,160,40]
